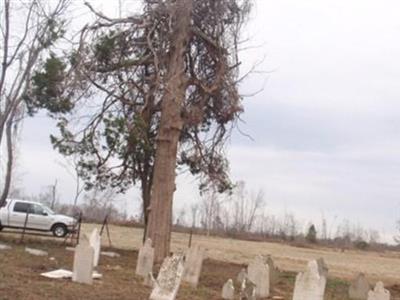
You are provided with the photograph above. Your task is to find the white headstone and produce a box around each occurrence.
[72,235,94,285]
[237,268,247,285]
[101,251,120,258]
[292,260,327,300]
[182,244,205,288]
[136,238,154,278]
[25,247,48,256]
[247,255,270,298]
[149,254,185,300]
[349,273,370,300]
[367,282,390,300]
[0,243,11,250]
[89,228,101,267]
[222,279,235,300]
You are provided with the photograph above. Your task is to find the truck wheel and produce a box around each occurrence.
[52,224,67,237]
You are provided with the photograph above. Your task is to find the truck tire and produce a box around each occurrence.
[52,224,67,237]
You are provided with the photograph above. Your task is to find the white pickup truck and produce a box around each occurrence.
[0,199,76,237]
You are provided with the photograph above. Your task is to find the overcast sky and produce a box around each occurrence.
[13,0,400,242]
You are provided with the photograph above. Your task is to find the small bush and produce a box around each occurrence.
[354,240,369,250]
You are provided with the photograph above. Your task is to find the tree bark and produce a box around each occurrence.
[0,116,14,207]
[146,0,193,263]
[141,177,151,243]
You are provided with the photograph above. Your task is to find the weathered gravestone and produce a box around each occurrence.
[149,254,185,300]
[349,273,370,300]
[266,255,279,288]
[292,260,327,300]
[316,257,329,277]
[247,255,270,298]
[240,277,256,300]
[367,282,390,300]
[182,244,205,288]
[237,268,247,285]
[221,279,235,300]
[136,238,154,278]
[89,228,101,267]
[0,243,11,250]
[25,247,48,256]
[72,235,94,285]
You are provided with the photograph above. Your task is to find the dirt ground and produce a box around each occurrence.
[1,225,400,299]
[81,224,400,284]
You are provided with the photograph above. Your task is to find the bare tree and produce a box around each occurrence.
[57,155,85,207]
[199,189,222,235]
[230,181,265,232]
[80,186,121,222]
[0,0,69,206]
[190,203,199,228]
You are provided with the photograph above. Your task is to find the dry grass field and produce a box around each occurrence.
[82,223,400,284]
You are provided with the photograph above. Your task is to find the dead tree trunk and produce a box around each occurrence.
[146,0,193,263]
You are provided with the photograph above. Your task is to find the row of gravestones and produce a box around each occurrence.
[72,234,392,300]
[135,238,206,300]
[222,256,391,300]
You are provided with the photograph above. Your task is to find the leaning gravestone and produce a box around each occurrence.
[136,238,154,278]
[0,243,11,250]
[316,258,329,277]
[349,273,370,300]
[72,234,94,285]
[247,255,270,298]
[367,282,390,300]
[149,254,185,300]
[182,244,205,288]
[266,255,279,288]
[25,247,48,256]
[240,277,256,300]
[237,268,247,285]
[292,260,327,300]
[89,228,101,267]
[221,279,235,300]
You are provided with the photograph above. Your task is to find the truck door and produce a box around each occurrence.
[8,201,33,228]
[29,204,53,230]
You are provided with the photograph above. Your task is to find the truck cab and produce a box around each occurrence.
[0,199,76,237]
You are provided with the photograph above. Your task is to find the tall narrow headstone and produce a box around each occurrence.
[72,235,94,285]
[149,254,185,300]
[237,268,247,285]
[222,279,235,300]
[135,238,154,278]
[349,273,370,300]
[182,244,205,288]
[89,228,101,267]
[266,255,279,288]
[367,282,390,300]
[247,255,270,298]
[292,260,327,300]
